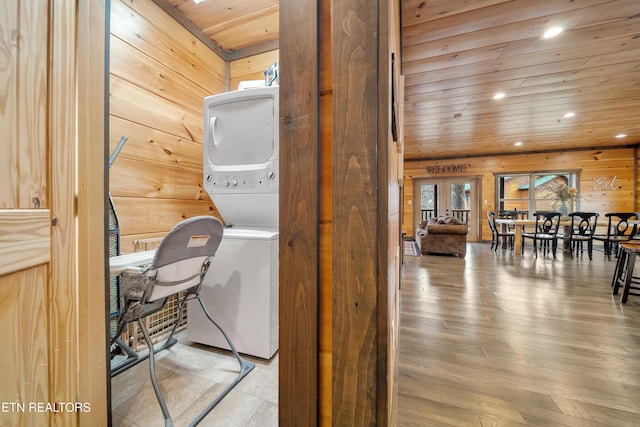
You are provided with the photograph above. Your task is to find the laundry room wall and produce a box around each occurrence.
[229,50,280,91]
[109,0,226,252]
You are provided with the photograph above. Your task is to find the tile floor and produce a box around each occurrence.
[111,332,278,426]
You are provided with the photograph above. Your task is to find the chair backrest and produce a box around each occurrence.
[533,211,561,235]
[487,211,498,233]
[603,212,638,237]
[498,209,528,220]
[144,216,224,302]
[514,210,528,220]
[568,212,598,237]
[497,210,514,219]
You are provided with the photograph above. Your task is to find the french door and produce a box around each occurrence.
[414,177,480,242]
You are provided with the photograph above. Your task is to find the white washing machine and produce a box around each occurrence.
[188,227,278,359]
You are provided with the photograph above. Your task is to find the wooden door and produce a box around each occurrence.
[1,2,54,424]
[0,1,107,425]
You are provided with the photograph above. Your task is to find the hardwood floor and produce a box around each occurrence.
[398,242,640,426]
[112,242,640,425]
[111,334,278,426]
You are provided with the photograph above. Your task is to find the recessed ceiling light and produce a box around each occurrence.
[493,92,506,100]
[514,141,523,147]
[542,26,563,39]
[616,133,627,139]
[563,112,575,118]
[193,0,206,3]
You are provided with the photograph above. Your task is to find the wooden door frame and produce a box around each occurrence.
[280,0,395,424]
[278,0,319,424]
[76,0,109,423]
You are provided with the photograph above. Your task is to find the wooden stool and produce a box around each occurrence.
[612,242,640,303]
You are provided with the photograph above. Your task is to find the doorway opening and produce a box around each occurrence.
[413,177,481,242]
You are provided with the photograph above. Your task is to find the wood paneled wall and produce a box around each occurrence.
[403,148,638,239]
[229,50,280,91]
[109,0,226,252]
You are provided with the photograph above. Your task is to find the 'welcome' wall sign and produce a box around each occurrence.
[426,164,468,174]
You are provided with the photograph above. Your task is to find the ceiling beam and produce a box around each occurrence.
[228,39,280,61]
[151,0,228,60]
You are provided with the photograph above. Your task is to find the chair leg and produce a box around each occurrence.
[110,314,129,347]
[134,295,256,427]
[189,296,256,426]
[621,253,637,304]
[612,246,626,290]
[109,312,141,376]
[155,295,185,350]
[139,317,174,427]
[111,299,181,378]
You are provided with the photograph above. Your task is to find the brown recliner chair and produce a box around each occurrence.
[415,217,468,257]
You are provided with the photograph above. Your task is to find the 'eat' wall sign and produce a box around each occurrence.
[592,176,620,191]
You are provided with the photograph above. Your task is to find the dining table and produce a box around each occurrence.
[495,217,573,256]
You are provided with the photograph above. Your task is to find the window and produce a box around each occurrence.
[496,171,580,215]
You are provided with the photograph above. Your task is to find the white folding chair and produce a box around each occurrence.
[111,215,254,426]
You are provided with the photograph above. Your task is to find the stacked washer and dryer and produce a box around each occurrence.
[187,83,279,359]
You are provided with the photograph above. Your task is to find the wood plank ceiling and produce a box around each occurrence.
[160,0,640,160]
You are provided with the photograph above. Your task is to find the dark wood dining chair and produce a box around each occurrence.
[593,212,638,256]
[522,211,561,258]
[567,212,599,260]
[498,209,528,236]
[612,242,640,303]
[499,209,528,220]
[487,211,514,250]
